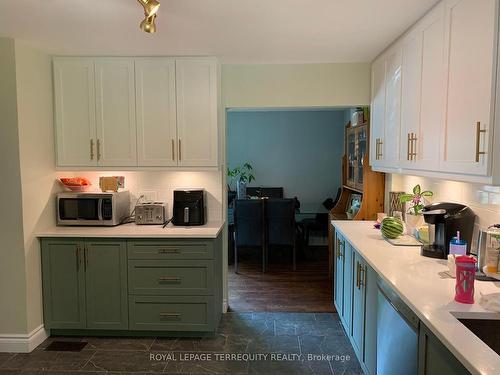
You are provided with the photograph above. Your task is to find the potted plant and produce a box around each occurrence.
[399,184,433,235]
[227,162,255,199]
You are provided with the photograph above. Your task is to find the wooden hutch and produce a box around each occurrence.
[328,120,385,278]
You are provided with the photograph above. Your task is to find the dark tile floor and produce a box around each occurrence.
[0,313,362,375]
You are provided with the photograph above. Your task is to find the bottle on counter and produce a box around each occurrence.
[455,256,477,304]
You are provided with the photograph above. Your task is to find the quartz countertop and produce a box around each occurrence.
[37,221,224,239]
[332,220,500,375]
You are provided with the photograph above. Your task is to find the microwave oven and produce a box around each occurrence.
[57,191,130,226]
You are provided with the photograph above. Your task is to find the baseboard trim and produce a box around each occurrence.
[0,325,49,353]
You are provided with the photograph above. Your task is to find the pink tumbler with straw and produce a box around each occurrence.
[454,256,476,304]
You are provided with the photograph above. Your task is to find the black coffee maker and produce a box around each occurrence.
[421,203,476,259]
[172,189,206,226]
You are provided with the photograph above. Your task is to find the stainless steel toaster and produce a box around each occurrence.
[135,202,166,225]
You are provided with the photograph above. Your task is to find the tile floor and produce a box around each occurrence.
[0,313,362,375]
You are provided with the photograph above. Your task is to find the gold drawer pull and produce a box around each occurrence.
[159,312,181,319]
[158,248,180,254]
[475,121,486,162]
[158,276,181,282]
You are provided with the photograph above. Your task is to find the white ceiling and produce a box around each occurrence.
[0,0,439,63]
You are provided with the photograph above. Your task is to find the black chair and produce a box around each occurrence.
[246,187,284,199]
[261,187,284,199]
[266,199,297,271]
[233,199,267,273]
[300,188,342,248]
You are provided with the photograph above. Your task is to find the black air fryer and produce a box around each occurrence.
[421,203,476,259]
[172,189,206,226]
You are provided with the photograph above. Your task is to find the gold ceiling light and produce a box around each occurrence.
[137,0,160,33]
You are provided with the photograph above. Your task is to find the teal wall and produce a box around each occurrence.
[227,109,347,206]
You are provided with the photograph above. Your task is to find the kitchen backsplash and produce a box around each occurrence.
[389,174,500,251]
[55,170,223,222]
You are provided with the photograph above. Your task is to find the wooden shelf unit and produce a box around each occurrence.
[328,121,385,278]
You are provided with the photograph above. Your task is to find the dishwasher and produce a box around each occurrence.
[377,276,419,375]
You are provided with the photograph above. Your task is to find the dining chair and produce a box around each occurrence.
[233,199,267,273]
[266,198,297,271]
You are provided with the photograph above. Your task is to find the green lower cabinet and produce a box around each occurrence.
[129,295,214,331]
[418,323,471,375]
[363,264,377,375]
[41,238,128,330]
[41,239,86,329]
[85,240,128,330]
[351,251,366,357]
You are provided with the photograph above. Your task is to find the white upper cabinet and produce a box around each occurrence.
[135,58,177,167]
[175,58,219,167]
[54,58,97,167]
[383,47,402,167]
[370,0,499,183]
[401,3,445,170]
[95,59,137,167]
[370,56,386,169]
[440,0,497,176]
[53,57,220,169]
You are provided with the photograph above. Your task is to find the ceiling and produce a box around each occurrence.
[0,0,439,63]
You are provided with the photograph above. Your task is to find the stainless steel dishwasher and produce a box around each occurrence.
[377,276,419,375]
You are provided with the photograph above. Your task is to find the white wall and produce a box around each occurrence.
[56,171,223,222]
[15,41,57,333]
[222,63,371,108]
[389,174,500,250]
[0,38,29,335]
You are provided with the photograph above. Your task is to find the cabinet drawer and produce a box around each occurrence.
[127,240,214,260]
[129,295,214,331]
[128,260,214,295]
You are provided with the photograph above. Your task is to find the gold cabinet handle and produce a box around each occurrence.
[158,248,180,254]
[378,139,383,159]
[475,121,486,162]
[359,264,365,288]
[355,261,360,289]
[90,139,94,160]
[409,133,418,161]
[159,312,181,319]
[171,139,175,161]
[96,139,101,161]
[158,276,181,282]
[375,138,383,160]
[178,139,182,161]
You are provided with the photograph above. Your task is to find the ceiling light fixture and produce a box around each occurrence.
[137,0,160,33]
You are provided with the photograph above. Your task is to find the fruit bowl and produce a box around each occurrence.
[59,177,92,191]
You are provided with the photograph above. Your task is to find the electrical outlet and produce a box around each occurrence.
[139,190,157,203]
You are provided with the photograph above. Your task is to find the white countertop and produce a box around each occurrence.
[37,221,225,239]
[332,220,500,375]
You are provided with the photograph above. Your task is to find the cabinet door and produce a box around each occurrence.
[351,252,366,358]
[363,264,378,375]
[333,232,345,316]
[135,58,178,166]
[176,58,218,167]
[441,0,496,175]
[41,239,86,329]
[383,47,402,167]
[53,58,97,167]
[370,56,386,168]
[400,31,423,168]
[85,240,128,330]
[415,4,446,170]
[95,58,137,167]
[342,239,354,335]
[418,323,470,375]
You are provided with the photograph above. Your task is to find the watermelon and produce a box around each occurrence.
[381,217,404,239]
